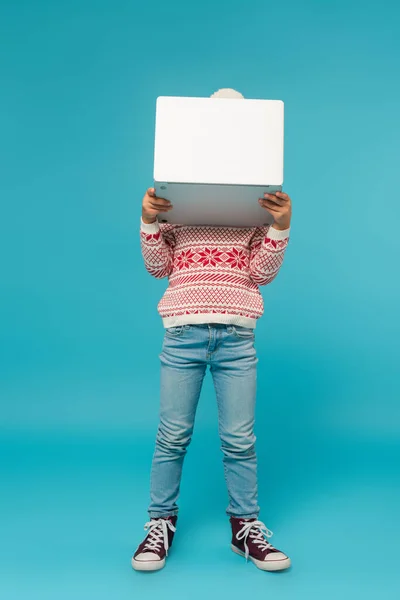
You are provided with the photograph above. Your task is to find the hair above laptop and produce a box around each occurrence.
[210,88,244,99]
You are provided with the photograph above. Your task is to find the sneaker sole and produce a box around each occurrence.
[131,557,166,572]
[231,544,291,571]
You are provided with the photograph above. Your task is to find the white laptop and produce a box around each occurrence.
[153,95,284,227]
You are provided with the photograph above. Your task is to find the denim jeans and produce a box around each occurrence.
[148,323,260,519]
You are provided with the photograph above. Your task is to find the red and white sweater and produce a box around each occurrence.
[140,218,290,329]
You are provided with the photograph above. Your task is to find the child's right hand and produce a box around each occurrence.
[142,188,173,224]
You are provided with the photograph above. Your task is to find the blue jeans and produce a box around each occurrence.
[148,323,260,519]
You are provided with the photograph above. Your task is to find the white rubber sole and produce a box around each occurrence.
[131,556,166,572]
[231,544,291,571]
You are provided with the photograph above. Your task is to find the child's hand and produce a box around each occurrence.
[142,188,173,224]
[258,191,292,230]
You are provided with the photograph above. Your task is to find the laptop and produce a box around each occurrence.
[153,95,284,227]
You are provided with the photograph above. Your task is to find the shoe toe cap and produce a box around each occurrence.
[265,551,288,562]
[134,552,161,562]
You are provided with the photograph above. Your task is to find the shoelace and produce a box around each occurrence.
[142,518,176,556]
[236,520,275,561]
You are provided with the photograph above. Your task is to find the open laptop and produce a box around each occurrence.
[153,95,284,227]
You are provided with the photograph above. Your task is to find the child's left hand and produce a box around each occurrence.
[258,191,292,230]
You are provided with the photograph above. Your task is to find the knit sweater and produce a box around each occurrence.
[140,218,290,329]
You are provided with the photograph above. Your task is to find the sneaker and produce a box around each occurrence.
[230,517,291,571]
[131,516,177,571]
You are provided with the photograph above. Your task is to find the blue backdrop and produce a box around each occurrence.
[1,0,399,598]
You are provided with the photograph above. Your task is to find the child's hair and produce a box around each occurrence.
[210,88,245,99]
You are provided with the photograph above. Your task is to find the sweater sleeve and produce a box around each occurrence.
[249,225,290,286]
[140,218,175,279]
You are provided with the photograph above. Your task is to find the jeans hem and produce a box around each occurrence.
[227,512,259,519]
[148,510,179,518]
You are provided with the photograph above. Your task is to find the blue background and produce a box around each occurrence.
[1,0,399,598]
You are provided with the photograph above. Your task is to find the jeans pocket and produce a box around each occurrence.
[230,325,255,339]
[165,325,190,337]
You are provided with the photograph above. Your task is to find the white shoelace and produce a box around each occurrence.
[236,520,275,561]
[143,518,176,556]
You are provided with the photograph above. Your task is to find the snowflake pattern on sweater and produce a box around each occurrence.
[140,220,290,328]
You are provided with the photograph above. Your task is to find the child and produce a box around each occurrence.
[132,89,292,573]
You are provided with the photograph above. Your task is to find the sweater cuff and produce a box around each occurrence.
[266,225,291,241]
[140,217,160,234]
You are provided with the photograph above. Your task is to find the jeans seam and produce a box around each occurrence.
[222,457,234,513]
